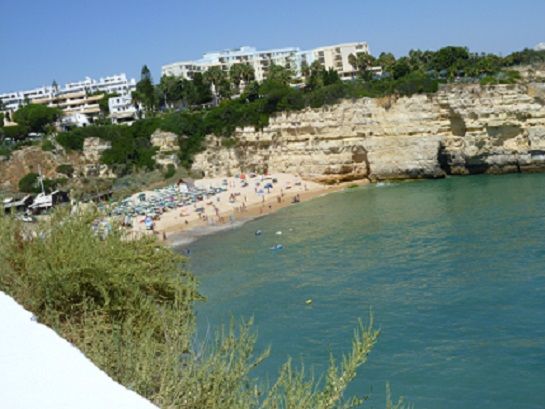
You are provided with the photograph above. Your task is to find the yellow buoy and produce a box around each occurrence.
[305,299,313,305]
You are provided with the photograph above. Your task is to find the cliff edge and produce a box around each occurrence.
[192,83,545,182]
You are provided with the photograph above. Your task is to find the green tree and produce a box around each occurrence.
[407,49,433,71]
[133,65,157,114]
[306,60,325,90]
[186,72,213,106]
[392,58,412,79]
[321,68,341,86]
[377,52,396,74]
[466,53,503,77]
[13,104,61,133]
[348,52,376,78]
[266,63,294,86]
[229,63,255,92]
[204,66,231,99]
[98,93,118,115]
[158,75,187,109]
[2,124,29,141]
[430,46,470,72]
[300,60,311,80]
[0,112,4,128]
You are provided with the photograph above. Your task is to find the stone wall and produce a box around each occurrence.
[192,83,545,182]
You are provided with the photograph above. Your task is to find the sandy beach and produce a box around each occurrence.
[126,173,365,245]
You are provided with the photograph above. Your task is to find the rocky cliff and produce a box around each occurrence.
[150,129,181,168]
[0,146,68,191]
[82,137,115,178]
[0,138,114,192]
[192,83,545,182]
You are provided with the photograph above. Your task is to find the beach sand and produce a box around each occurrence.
[128,173,366,245]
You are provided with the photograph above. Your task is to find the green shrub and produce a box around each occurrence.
[480,76,498,85]
[3,124,29,141]
[56,131,85,151]
[18,172,40,193]
[221,138,237,148]
[306,82,347,108]
[0,144,12,158]
[56,164,74,177]
[394,71,439,96]
[18,172,64,193]
[498,70,522,84]
[163,163,176,179]
[41,139,55,151]
[0,211,406,409]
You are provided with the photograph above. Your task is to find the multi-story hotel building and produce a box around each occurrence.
[311,42,370,79]
[162,46,307,82]
[108,94,138,124]
[0,74,137,126]
[161,42,370,82]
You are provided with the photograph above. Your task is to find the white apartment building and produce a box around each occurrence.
[311,42,370,79]
[162,46,309,82]
[109,93,138,124]
[62,74,136,96]
[161,42,369,83]
[0,74,137,124]
[0,86,55,112]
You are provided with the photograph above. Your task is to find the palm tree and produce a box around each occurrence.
[204,66,226,93]
[348,52,375,78]
[300,60,311,80]
[229,63,255,93]
[240,63,255,83]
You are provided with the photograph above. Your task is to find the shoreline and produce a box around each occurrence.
[127,174,368,247]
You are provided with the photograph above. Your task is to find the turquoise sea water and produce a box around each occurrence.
[185,174,545,409]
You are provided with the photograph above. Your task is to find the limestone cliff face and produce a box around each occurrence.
[0,146,67,191]
[192,83,545,182]
[150,129,181,168]
[0,137,115,191]
[82,138,115,178]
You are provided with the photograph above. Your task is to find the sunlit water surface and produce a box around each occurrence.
[184,174,545,409]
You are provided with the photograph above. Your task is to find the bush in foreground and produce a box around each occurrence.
[0,210,407,408]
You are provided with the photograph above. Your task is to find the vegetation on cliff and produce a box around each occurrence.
[3,46,545,180]
[49,46,545,173]
[0,210,405,408]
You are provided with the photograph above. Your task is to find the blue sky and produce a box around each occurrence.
[1,0,544,92]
